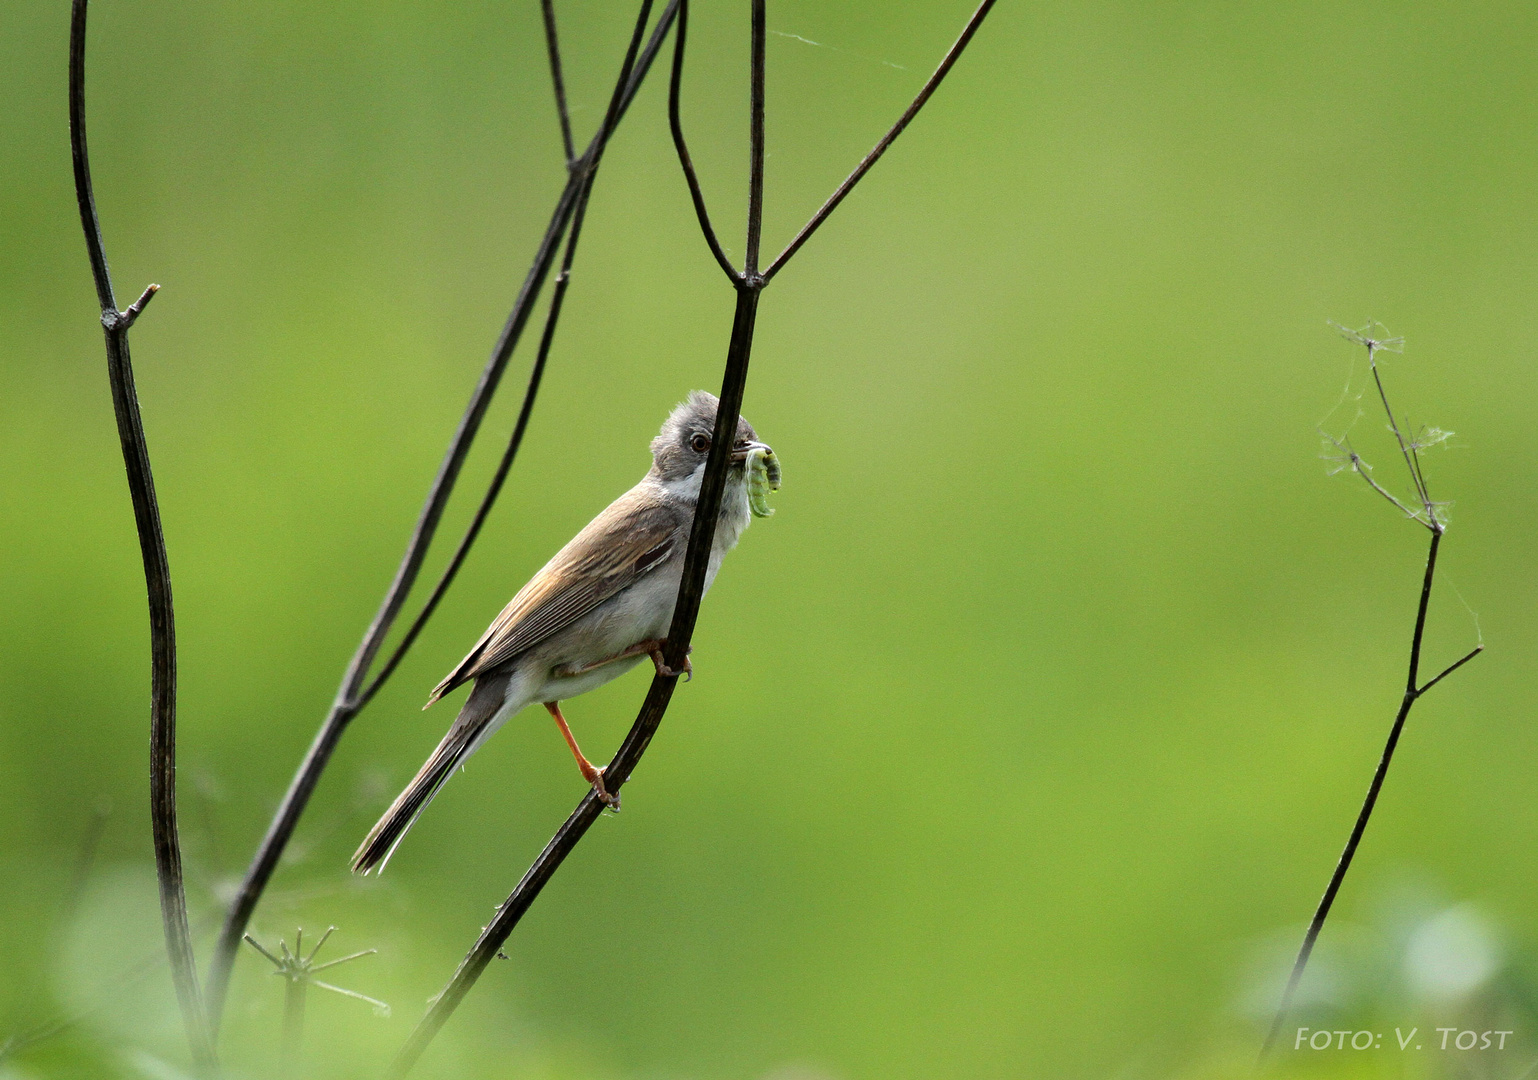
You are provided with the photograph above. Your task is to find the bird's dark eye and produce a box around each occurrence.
[690,433,710,453]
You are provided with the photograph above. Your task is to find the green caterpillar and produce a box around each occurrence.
[746,446,781,518]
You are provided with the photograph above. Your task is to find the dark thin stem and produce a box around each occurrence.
[342,195,575,709]
[69,0,111,312]
[1261,530,1437,1057]
[388,284,762,1080]
[540,0,576,166]
[744,0,766,274]
[355,0,653,711]
[388,1,995,1069]
[668,0,738,281]
[1262,340,1484,1061]
[619,0,681,119]
[586,0,656,161]
[1405,528,1441,690]
[1263,519,1480,1058]
[204,0,678,1031]
[763,0,997,282]
[386,791,601,1078]
[1260,687,1417,1059]
[69,0,215,1071]
[205,167,576,1034]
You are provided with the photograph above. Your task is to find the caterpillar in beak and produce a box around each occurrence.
[746,446,780,518]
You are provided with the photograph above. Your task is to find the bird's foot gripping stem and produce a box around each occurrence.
[587,766,621,811]
[545,701,620,811]
[647,642,692,681]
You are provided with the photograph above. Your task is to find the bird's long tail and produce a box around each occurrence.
[351,673,510,874]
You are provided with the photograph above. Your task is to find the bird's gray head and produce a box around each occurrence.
[649,390,768,487]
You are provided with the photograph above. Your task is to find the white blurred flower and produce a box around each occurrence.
[1404,903,1501,1001]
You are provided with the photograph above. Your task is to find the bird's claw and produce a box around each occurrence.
[592,769,621,812]
[651,647,693,682]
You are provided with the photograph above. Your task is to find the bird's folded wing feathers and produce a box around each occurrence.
[427,488,684,704]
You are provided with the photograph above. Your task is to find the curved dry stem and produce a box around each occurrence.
[69,0,214,1070]
[668,0,738,281]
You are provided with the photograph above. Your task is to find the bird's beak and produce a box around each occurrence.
[731,440,771,463]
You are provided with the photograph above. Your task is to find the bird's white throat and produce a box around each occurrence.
[653,462,752,552]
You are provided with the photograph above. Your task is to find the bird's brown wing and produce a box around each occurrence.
[426,485,684,705]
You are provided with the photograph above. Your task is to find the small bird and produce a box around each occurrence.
[351,391,776,873]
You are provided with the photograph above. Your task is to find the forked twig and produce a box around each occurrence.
[205,0,681,1030]
[1260,325,1482,1061]
[68,0,215,1071]
[386,2,996,1073]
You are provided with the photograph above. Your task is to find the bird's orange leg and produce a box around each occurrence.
[544,701,619,809]
[553,638,693,681]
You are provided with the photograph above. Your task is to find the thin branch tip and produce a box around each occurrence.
[71,0,211,1066]
[763,0,997,280]
[1417,643,1483,696]
[112,282,160,329]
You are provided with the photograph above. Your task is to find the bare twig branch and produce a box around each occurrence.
[541,0,576,167]
[1417,644,1483,696]
[387,2,994,1074]
[119,282,158,327]
[763,0,998,281]
[204,0,680,1031]
[354,216,579,707]
[68,0,214,1071]
[1261,534,1438,1060]
[1261,334,1482,1061]
[668,0,738,281]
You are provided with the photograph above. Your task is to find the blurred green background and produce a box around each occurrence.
[4,1,1538,1077]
